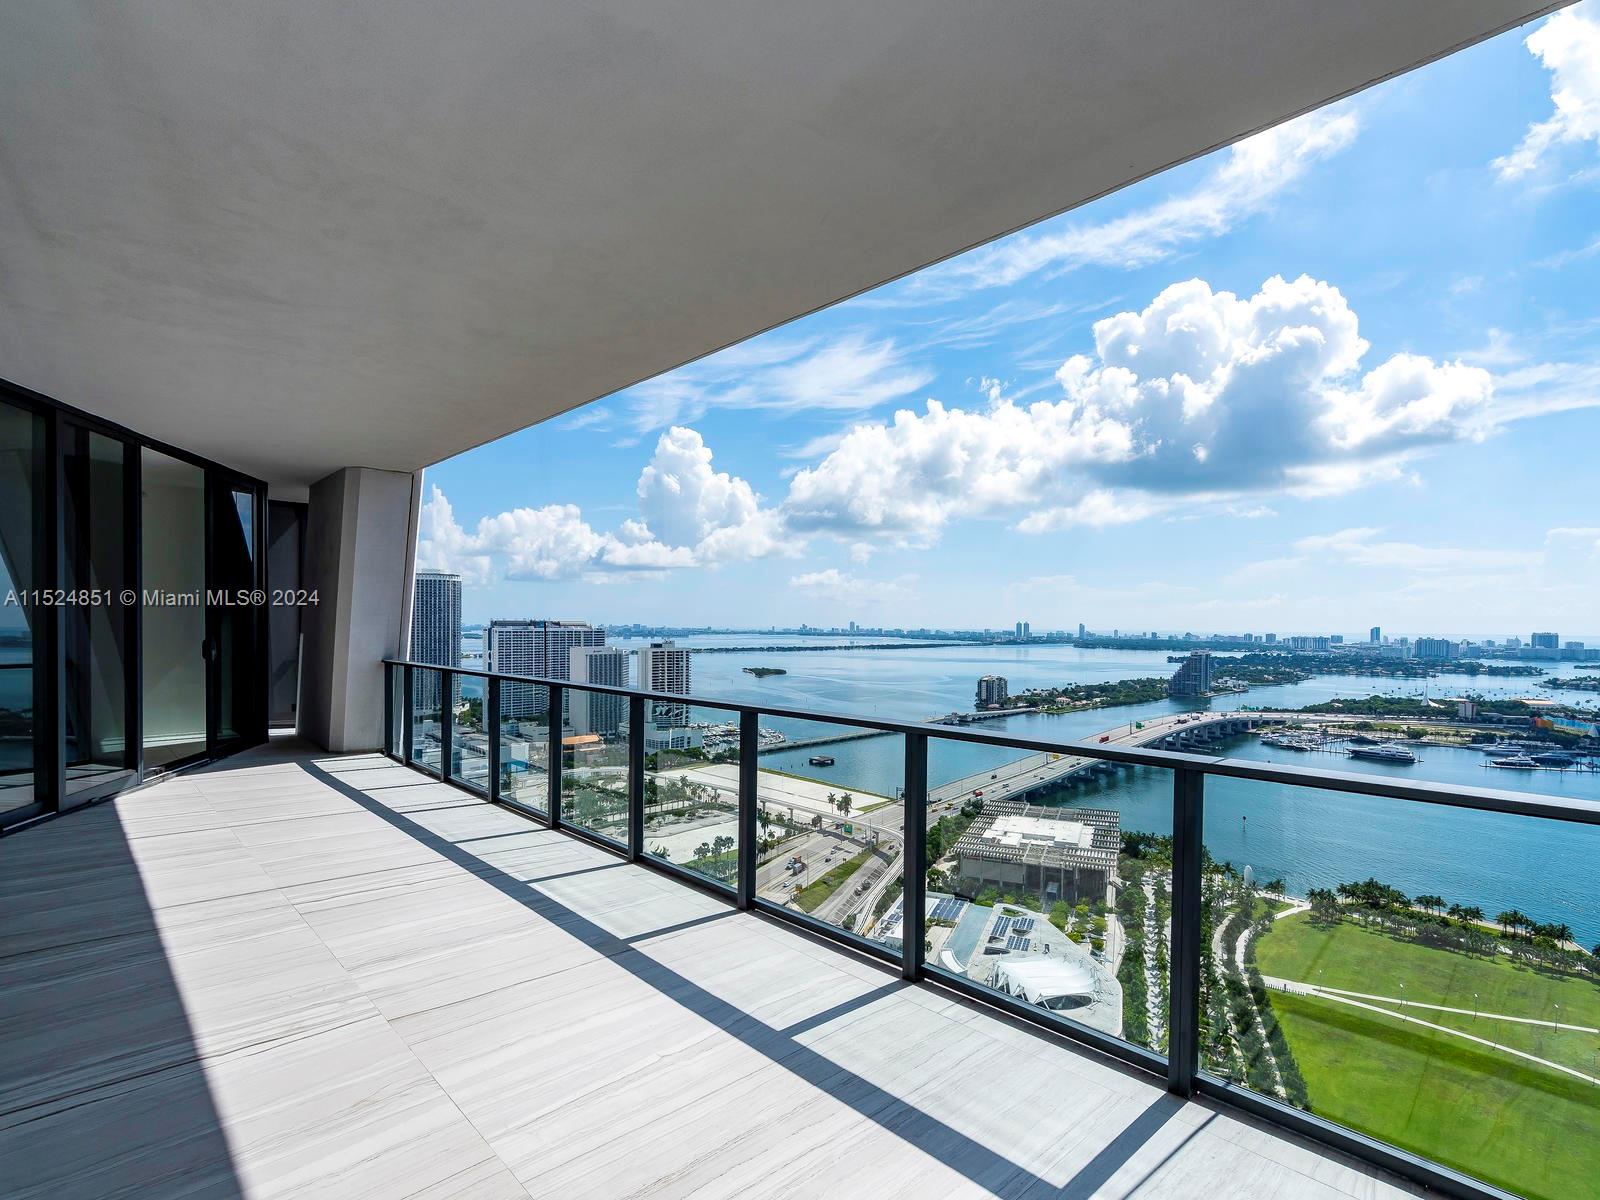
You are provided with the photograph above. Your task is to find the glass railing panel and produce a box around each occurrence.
[498,680,552,816]
[449,674,487,794]
[561,684,631,846]
[923,740,1172,1056]
[757,716,904,948]
[641,703,743,890]
[1198,776,1600,1200]
[408,667,443,774]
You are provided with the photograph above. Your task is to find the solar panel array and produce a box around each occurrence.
[991,916,1012,940]
[930,896,966,923]
[1011,917,1035,933]
[1005,936,1032,951]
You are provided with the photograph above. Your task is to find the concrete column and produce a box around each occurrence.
[299,467,419,752]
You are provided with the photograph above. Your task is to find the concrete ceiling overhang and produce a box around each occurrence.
[0,1,1566,491]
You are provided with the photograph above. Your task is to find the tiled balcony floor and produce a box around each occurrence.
[0,737,1424,1199]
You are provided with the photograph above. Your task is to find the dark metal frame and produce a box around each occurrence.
[0,376,271,833]
[382,657,1589,1200]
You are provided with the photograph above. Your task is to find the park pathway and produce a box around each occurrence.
[1263,977,1600,1085]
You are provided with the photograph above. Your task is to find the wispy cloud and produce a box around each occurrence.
[908,108,1358,297]
[617,334,932,435]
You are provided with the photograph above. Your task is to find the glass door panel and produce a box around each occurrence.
[209,481,261,748]
[63,427,134,801]
[0,400,43,816]
[141,449,208,769]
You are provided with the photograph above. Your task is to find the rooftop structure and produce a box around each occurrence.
[954,801,1119,904]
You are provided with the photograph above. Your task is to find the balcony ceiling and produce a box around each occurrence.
[0,1,1564,491]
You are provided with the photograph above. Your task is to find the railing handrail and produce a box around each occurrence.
[386,657,1600,827]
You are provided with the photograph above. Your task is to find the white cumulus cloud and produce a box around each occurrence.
[782,275,1493,545]
[416,428,788,583]
[1494,3,1600,179]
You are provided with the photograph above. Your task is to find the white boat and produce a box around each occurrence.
[1348,744,1418,764]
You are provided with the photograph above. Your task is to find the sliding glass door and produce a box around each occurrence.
[209,476,264,754]
[0,399,44,819]
[62,425,136,803]
[140,450,209,770]
[0,382,268,827]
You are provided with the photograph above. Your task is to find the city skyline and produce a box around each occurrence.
[418,5,1600,634]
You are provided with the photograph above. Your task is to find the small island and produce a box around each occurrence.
[1539,675,1600,692]
[742,665,787,677]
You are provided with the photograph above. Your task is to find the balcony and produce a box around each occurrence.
[7,661,1594,1199]
[5,732,1430,1200]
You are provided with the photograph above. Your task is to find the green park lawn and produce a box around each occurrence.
[793,847,876,913]
[1253,914,1600,1199]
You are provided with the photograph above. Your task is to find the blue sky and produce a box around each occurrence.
[421,5,1600,640]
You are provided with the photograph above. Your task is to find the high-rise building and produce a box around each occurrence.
[1167,651,1212,698]
[1077,623,1086,640]
[410,569,461,713]
[570,645,630,736]
[1531,631,1559,650]
[1369,626,1381,644]
[1014,620,1024,639]
[976,675,1008,708]
[639,640,692,728]
[1414,637,1458,660]
[485,618,606,718]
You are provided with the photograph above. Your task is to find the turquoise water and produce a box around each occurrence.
[456,640,1600,943]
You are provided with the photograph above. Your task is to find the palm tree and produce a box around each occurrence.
[826,792,838,813]
[1414,894,1445,917]
[1550,923,1574,946]
[1459,905,1484,928]
[1495,910,1519,937]
[838,793,853,818]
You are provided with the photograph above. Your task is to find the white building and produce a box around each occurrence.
[570,645,630,736]
[639,640,691,729]
[485,619,606,718]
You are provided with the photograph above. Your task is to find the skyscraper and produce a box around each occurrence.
[570,645,630,736]
[1167,651,1212,698]
[639,640,691,728]
[1369,626,1381,644]
[1531,631,1559,650]
[976,675,1008,707]
[485,619,606,718]
[410,569,461,713]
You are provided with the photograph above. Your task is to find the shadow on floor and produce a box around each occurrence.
[0,801,245,1198]
[303,757,1190,1197]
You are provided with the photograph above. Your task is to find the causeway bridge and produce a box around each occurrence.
[927,710,1294,807]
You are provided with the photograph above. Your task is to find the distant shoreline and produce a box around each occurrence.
[690,642,969,654]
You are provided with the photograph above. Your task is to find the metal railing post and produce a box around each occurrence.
[438,669,454,782]
[401,667,415,763]
[487,676,502,802]
[546,683,562,829]
[738,710,759,909]
[628,695,646,860]
[902,732,929,982]
[383,662,395,758]
[1168,767,1204,1096]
